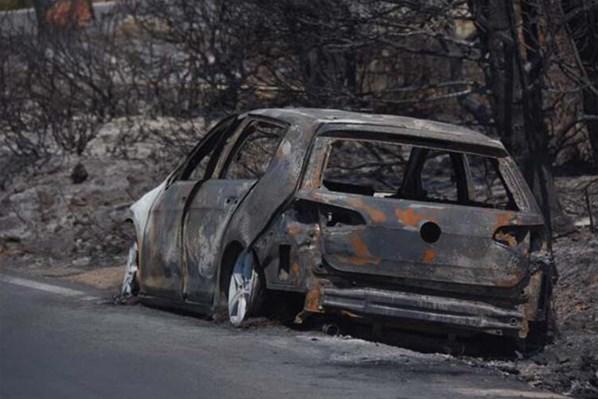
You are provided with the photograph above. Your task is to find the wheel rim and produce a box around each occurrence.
[121,242,138,297]
[228,252,258,326]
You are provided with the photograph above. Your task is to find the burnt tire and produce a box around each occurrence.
[227,250,264,327]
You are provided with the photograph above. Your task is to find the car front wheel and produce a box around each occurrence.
[227,251,263,327]
[120,241,139,299]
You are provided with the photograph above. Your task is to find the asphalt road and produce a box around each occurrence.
[0,273,563,399]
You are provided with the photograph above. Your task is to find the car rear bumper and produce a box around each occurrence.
[320,286,524,335]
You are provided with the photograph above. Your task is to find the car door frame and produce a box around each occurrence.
[138,115,241,301]
[180,116,290,307]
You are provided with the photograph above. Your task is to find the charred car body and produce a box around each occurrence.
[122,108,555,343]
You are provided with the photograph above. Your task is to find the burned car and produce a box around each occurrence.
[122,108,554,344]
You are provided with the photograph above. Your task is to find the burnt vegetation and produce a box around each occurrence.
[0,1,597,397]
[1,0,597,228]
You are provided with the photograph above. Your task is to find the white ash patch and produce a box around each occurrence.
[297,334,450,366]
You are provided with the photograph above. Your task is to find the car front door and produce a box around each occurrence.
[139,116,238,299]
[182,118,287,304]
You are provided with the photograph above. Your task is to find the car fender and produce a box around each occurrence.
[127,180,167,248]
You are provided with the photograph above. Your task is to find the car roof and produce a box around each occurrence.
[247,108,506,153]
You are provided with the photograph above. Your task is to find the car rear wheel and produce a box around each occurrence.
[227,251,263,327]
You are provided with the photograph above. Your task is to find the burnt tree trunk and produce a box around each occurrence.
[471,0,573,236]
[471,1,527,158]
[514,1,573,237]
[562,0,598,162]
[584,78,598,162]
[31,0,53,33]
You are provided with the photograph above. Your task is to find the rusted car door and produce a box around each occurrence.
[139,117,238,299]
[182,119,287,304]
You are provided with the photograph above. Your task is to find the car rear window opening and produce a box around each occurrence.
[321,138,518,211]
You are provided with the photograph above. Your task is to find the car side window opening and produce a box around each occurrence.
[185,138,223,181]
[465,154,517,210]
[223,120,286,180]
[323,139,411,196]
[179,117,237,181]
[418,150,459,203]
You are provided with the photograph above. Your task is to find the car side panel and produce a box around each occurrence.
[129,180,166,251]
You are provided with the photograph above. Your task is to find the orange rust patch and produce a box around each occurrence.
[365,207,387,223]
[351,233,370,258]
[340,232,381,266]
[494,230,518,247]
[522,271,544,320]
[422,249,437,263]
[395,208,426,226]
[495,270,525,287]
[347,197,387,223]
[46,0,93,29]
[340,310,362,319]
[495,212,515,229]
[310,190,326,201]
[304,285,322,312]
[290,262,301,277]
[337,256,380,266]
[306,151,328,189]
